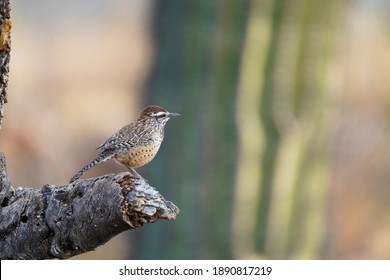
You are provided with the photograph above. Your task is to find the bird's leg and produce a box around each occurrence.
[120,161,145,181]
[129,167,143,180]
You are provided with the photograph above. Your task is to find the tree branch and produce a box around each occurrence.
[0,170,179,259]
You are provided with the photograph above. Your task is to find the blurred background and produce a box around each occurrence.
[1,0,390,259]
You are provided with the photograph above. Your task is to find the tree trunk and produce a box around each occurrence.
[0,0,11,127]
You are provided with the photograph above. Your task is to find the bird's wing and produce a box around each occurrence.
[96,123,136,151]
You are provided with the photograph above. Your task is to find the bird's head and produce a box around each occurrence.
[139,105,180,127]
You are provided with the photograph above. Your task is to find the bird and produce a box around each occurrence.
[69,105,180,183]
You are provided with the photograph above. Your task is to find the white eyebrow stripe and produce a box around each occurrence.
[151,111,167,117]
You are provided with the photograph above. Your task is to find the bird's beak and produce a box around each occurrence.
[169,112,180,117]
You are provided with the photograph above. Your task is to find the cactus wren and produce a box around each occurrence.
[69,105,180,183]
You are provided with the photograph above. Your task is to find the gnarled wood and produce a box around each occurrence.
[0,171,179,259]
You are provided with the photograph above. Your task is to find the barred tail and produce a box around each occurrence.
[69,151,114,183]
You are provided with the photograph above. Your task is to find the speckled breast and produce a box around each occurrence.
[115,142,162,168]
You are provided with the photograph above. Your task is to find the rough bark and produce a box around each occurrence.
[0,171,179,259]
[0,0,10,127]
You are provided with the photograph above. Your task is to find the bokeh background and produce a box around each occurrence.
[1,0,390,259]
